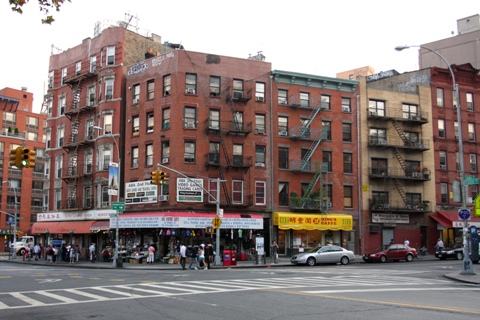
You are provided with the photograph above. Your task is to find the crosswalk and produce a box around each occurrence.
[0,275,453,310]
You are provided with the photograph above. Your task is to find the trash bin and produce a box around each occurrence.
[116,258,123,268]
[231,250,237,266]
[223,250,231,266]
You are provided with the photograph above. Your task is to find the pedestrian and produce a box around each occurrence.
[25,245,32,262]
[205,242,214,269]
[147,244,155,264]
[46,245,54,264]
[187,245,201,270]
[75,245,80,262]
[61,244,67,262]
[69,245,76,264]
[53,245,60,263]
[179,243,187,270]
[435,238,444,252]
[404,238,410,247]
[34,243,40,261]
[270,240,279,264]
[198,244,207,270]
[89,243,96,263]
[389,239,394,244]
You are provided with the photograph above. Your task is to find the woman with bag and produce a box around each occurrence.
[270,240,279,264]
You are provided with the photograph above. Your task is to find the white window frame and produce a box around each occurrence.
[107,45,115,65]
[232,180,244,204]
[255,181,266,205]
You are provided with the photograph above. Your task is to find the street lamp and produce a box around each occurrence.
[396,45,474,275]
[2,180,18,259]
[93,126,122,268]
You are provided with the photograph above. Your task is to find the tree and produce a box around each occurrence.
[9,0,71,24]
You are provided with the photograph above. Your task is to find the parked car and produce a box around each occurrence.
[363,244,417,263]
[435,244,464,260]
[290,245,355,266]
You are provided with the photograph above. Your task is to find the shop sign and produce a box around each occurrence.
[125,180,158,205]
[453,221,480,228]
[37,210,112,221]
[372,213,409,224]
[176,178,204,203]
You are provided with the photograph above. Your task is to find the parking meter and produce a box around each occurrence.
[470,226,479,263]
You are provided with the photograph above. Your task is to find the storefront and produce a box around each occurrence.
[273,212,354,256]
[430,210,480,247]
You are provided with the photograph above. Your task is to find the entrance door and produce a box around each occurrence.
[278,230,288,255]
[382,228,394,245]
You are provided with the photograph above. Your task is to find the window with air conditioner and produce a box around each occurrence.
[255,96,265,102]
[233,91,243,99]
[186,88,196,94]
[256,163,265,167]
[159,195,169,201]
[162,158,169,164]
[279,131,288,136]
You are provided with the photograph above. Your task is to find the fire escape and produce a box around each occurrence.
[288,96,329,211]
[61,65,97,210]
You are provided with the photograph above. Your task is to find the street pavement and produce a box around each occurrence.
[1,253,479,285]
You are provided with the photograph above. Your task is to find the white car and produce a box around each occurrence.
[290,245,355,266]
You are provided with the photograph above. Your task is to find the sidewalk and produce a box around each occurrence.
[1,253,479,285]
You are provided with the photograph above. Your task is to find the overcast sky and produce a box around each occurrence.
[1,0,478,112]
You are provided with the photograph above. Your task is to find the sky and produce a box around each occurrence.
[1,0,478,112]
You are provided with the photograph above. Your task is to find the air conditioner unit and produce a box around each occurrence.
[255,129,265,134]
[369,111,377,116]
[369,224,381,233]
[102,201,109,207]
[159,195,169,201]
[378,140,387,145]
[279,131,288,136]
[256,163,265,167]
[186,122,195,128]
[440,164,447,170]
[255,96,265,102]
[233,91,243,99]
[186,88,196,94]
[278,98,287,105]
[342,106,350,112]
[162,158,169,164]
[42,206,48,211]
[133,97,139,104]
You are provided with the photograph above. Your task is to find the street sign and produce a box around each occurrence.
[112,202,125,211]
[465,175,479,185]
[212,216,222,229]
[458,208,471,220]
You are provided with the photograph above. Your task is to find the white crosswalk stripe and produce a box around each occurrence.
[0,275,454,310]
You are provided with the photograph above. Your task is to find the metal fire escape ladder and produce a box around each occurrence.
[299,103,327,171]
[392,147,407,173]
[392,178,408,205]
[299,171,323,208]
[390,118,408,144]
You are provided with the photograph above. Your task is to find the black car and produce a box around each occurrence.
[435,244,464,260]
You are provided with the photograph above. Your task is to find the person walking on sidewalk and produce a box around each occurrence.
[179,243,187,270]
[198,245,207,270]
[34,243,41,261]
[147,244,155,264]
[187,245,201,270]
[205,242,214,269]
[89,243,96,263]
[270,240,279,264]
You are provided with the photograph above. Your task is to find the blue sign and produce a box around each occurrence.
[458,208,471,220]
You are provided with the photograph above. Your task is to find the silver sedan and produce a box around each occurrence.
[290,245,355,266]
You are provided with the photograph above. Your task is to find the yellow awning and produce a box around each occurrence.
[274,212,353,231]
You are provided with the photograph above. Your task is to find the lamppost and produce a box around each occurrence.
[93,126,121,268]
[2,180,18,259]
[395,45,474,275]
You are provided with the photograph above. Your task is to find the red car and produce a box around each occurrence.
[363,244,417,263]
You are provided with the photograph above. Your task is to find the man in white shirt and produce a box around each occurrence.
[89,243,96,263]
[179,243,187,270]
[404,238,410,247]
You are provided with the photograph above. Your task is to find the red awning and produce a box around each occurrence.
[31,221,97,234]
[432,210,480,228]
[90,220,111,232]
[430,214,452,227]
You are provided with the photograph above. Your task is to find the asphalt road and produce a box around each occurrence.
[1,259,479,320]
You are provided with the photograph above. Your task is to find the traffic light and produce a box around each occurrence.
[151,170,160,185]
[21,148,36,168]
[158,171,167,184]
[9,147,23,168]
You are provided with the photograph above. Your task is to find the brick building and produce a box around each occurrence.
[0,87,46,252]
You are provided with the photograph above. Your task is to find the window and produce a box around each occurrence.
[209,142,220,164]
[56,156,63,179]
[99,149,111,170]
[106,45,115,65]
[406,193,422,208]
[232,180,243,204]
[233,144,243,166]
[371,158,388,176]
[453,90,458,109]
[27,132,38,141]
[255,114,265,134]
[26,116,39,129]
[163,74,171,95]
[439,150,447,170]
[162,141,170,163]
[105,79,114,100]
[48,71,54,89]
[131,147,139,168]
[255,181,266,205]
[210,76,220,97]
[342,123,352,142]
[255,82,265,102]
[322,121,331,140]
[103,114,112,134]
[61,67,67,85]
[90,55,96,73]
[437,88,444,107]
[467,92,474,111]
[402,103,418,119]
[404,131,419,145]
[468,123,475,141]
[55,190,62,210]
[132,84,140,103]
[87,86,96,106]
[132,116,139,135]
[59,96,66,115]
[472,185,478,201]
[279,182,288,206]
[321,95,330,110]
[75,61,81,75]
[300,92,309,107]
[209,110,220,130]
[185,73,197,94]
[57,127,64,147]
[147,79,155,100]
[278,89,288,105]
[233,79,243,98]
[344,186,353,208]
[372,191,389,208]
[438,119,445,138]
[323,151,332,172]
[279,147,289,169]
[162,108,170,129]
[184,107,197,128]
[208,179,218,203]
[101,186,109,207]
[454,121,459,140]
[369,100,385,116]
[470,154,477,172]
[184,141,195,163]
[146,144,153,166]
[147,112,154,133]
[342,98,351,112]
[234,112,244,131]
[441,183,448,203]
[255,145,266,167]
[45,131,51,149]
[278,116,288,136]
[343,153,352,173]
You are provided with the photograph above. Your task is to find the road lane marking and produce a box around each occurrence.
[10,292,46,307]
